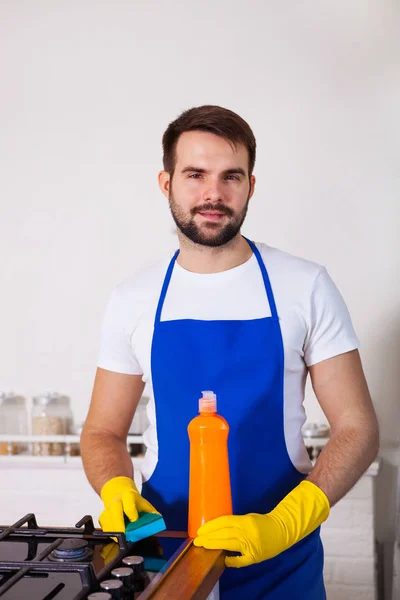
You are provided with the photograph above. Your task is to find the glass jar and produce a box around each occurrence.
[0,392,28,455]
[32,392,72,456]
[129,396,149,435]
[128,396,149,457]
[59,395,74,436]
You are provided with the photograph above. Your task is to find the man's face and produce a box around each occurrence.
[159,131,255,247]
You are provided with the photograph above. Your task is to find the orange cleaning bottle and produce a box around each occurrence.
[187,390,232,538]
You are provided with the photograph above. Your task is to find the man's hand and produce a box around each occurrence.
[99,476,159,533]
[193,480,330,568]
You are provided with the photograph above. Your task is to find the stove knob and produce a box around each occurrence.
[99,579,123,599]
[111,566,134,590]
[121,556,146,592]
[122,555,144,575]
[87,594,112,600]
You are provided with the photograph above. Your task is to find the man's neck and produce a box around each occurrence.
[175,233,253,274]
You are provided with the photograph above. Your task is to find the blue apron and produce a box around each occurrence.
[142,238,325,599]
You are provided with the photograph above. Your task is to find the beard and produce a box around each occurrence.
[168,190,250,248]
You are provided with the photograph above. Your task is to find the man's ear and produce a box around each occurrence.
[248,175,256,200]
[158,171,171,199]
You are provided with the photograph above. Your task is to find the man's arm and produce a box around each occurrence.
[307,349,379,506]
[80,367,145,495]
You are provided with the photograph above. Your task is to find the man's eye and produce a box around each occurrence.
[189,174,202,179]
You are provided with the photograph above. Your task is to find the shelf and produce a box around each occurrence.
[0,454,145,469]
[302,436,329,448]
[0,434,144,443]
[0,434,145,467]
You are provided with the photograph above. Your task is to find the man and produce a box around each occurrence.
[81,105,379,599]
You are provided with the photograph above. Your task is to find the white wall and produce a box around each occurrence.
[0,0,399,590]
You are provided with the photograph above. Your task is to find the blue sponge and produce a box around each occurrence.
[125,512,166,543]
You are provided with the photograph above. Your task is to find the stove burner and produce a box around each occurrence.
[48,538,93,562]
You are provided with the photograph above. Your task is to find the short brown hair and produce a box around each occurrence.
[162,105,256,178]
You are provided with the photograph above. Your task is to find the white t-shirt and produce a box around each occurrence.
[97,242,359,480]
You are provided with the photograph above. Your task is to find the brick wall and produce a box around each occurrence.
[322,473,378,600]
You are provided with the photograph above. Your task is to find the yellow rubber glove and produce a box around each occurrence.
[99,476,159,533]
[100,541,120,565]
[193,480,330,568]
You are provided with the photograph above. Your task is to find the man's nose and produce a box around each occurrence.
[202,179,225,203]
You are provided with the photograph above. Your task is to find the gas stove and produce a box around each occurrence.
[0,513,188,599]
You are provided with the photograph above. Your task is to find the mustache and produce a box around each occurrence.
[191,203,234,217]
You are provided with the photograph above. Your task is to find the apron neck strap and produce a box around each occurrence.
[155,250,179,326]
[243,237,279,320]
[154,238,279,325]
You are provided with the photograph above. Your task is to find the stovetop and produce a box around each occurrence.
[0,513,186,599]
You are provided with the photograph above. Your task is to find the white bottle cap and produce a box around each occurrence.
[199,390,217,413]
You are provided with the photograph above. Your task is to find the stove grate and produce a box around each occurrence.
[0,513,131,600]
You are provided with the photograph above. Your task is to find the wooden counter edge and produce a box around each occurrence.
[139,538,226,600]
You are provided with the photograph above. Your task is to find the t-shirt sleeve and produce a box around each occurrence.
[303,267,360,367]
[97,287,143,375]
